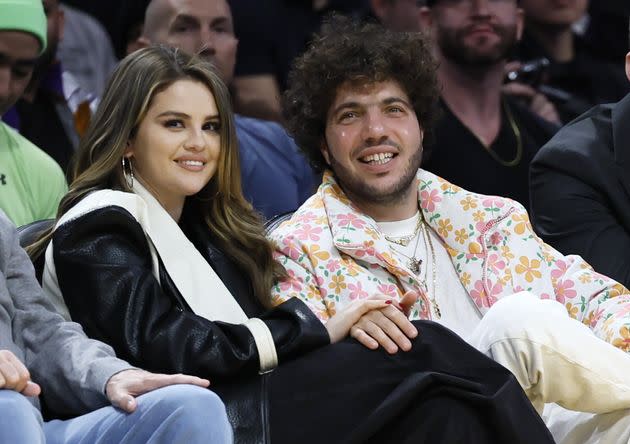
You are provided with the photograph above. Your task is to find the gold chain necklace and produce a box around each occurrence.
[384,214,422,247]
[485,99,522,167]
[420,218,441,319]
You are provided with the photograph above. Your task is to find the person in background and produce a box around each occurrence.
[2,0,98,174]
[0,0,67,225]
[418,0,558,210]
[57,2,118,97]
[515,0,629,123]
[228,0,369,123]
[369,0,425,32]
[530,27,630,291]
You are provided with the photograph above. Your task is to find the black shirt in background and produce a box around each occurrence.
[422,97,557,211]
[14,91,76,175]
[229,0,369,91]
[515,31,629,123]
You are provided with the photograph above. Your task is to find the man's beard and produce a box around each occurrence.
[437,22,518,67]
[329,144,423,209]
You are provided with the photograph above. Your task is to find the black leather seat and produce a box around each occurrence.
[17,218,54,249]
[17,219,54,283]
[264,211,294,235]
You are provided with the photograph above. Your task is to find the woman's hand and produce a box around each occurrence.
[325,291,419,354]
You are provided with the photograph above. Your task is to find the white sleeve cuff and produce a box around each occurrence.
[244,318,278,374]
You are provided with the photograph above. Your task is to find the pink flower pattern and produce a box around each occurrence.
[336,213,366,229]
[420,189,441,212]
[294,224,323,242]
[554,279,577,303]
[377,283,398,297]
[326,260,341,273]
[348,282,368,300]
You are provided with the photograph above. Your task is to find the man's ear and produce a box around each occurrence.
[370,0,390,23]
[418,7,433,31]
[625,52,630,82]
[320,141,331,166]
[128,35,150,56]
[58,8,66,41]
[515,8,524,41]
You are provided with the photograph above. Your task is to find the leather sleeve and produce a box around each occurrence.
[52,206,329,381]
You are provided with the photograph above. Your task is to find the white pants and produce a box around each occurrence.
[468,292,630,444]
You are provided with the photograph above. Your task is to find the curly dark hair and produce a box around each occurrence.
[283,15,440,172]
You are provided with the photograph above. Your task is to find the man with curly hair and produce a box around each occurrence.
[270,16,630,444]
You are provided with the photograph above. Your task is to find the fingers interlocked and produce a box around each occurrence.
[351,305,418,354]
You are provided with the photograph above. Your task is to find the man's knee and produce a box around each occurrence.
[0,389,33,408]
[472,291,567,348]
[0,390,44,442]
[141,384,225,411]
[139,385,231,435]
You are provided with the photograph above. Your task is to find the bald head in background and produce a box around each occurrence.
[142,0,237,83]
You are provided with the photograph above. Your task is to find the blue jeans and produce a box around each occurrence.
[0,384,232,443]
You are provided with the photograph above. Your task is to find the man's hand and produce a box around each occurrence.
[503,61,561,125]
[0,350,40,397]
[325,291,419,353]
[350,291,419,354]
[325,299,391,344]
[502,81,561,125]
[105,369,210,413]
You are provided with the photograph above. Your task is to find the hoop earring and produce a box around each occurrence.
[122,157,134,189]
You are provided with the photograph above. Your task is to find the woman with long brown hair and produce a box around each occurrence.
[32,45,554,443]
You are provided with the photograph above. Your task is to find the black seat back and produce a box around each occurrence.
[17,219,54,283]
[264,211,294,235]
[17,219,54,248]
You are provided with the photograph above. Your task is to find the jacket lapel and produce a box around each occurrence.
[417,170,517,313]
[320,171,423,285]
[611,94,630,201]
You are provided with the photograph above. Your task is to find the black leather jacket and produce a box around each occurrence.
[51,205,330,443]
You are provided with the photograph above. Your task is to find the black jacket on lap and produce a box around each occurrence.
[530,93,630,288]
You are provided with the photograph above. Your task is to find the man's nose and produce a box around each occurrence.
[470,0,492,16]
[361,110,387,142]
[199,27,217,55]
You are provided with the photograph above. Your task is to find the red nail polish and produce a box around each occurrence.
[385,300,392,305]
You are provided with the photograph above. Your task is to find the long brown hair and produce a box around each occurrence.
[29,45,284,305]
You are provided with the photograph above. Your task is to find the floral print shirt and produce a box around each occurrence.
[270,170,630,352]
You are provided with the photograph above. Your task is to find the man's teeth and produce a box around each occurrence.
[361,153,394,164]
[179,160,204,166]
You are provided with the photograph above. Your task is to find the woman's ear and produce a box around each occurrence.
[125,140,134,157]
